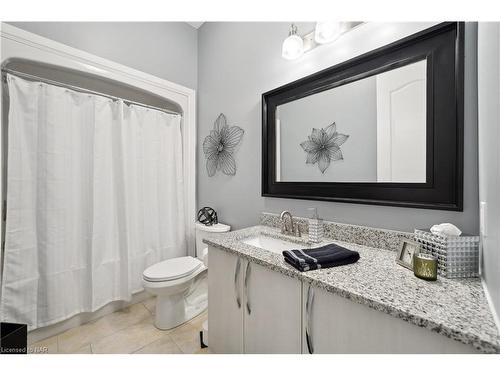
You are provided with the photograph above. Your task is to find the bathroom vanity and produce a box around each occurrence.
[205,217,500,354]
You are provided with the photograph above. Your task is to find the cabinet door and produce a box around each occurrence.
[243,261,302,353]
[208,246,244,353]
[302,284,478,354]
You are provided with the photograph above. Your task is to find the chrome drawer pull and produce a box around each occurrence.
[244,262,251,315]
[234,258,241,309]
[305,285,315,354]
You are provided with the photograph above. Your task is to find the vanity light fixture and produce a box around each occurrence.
[314,22,342,44]
[281,24,304,60]
[282,22,363,60]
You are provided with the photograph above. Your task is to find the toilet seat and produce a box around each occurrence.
[142,265,206,291]
[143,256,203,282]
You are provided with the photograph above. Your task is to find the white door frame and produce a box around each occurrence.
[0,22,197,255]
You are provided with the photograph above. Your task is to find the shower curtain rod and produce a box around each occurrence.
[1,68,182,117]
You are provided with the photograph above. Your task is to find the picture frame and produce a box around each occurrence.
[396,240,421,270]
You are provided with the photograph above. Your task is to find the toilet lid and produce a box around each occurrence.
[195,222,231,233]
[143,256,203,282]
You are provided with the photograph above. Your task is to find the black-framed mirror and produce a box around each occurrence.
[262,22,464,211]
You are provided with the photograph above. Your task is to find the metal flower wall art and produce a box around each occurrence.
[300,122,349,174]
[203,113,244,177]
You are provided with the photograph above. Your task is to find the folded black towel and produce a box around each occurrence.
[283,243,360,272]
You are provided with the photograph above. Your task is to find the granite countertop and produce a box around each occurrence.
[203,225,500,354]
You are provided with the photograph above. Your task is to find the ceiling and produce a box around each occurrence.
[186,22,205,29]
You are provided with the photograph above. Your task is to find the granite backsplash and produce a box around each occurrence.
[260,212,414,252]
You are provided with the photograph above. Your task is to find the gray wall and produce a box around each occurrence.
[7,22,198,89]
[478,23,500,323]
[279,76,377,182]
[198,22,479,234]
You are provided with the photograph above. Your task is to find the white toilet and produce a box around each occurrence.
[143,222,230,330]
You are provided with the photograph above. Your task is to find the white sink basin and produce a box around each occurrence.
[241,234,307,254]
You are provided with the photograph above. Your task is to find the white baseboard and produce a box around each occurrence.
[27,290,152,344]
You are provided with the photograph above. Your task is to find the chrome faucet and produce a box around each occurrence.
[280,211,301,237]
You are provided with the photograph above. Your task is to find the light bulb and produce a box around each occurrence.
[282,24,304,60]
[314,22,342,44]
[282,34,304,60]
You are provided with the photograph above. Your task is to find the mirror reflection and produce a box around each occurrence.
[276,59,427,183]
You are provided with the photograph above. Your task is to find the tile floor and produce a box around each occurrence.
[28,297,210,354]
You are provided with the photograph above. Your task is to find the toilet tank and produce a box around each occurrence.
[195,222,231,261]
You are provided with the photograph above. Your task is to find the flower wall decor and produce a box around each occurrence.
[203,113,244,177]
[300,122,349,174]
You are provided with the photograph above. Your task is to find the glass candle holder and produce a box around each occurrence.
[413,253,438,281]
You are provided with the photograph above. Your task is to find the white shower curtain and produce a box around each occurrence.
[0,74,186,330]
